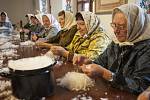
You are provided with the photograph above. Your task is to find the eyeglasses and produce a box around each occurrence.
[110,23,127,30]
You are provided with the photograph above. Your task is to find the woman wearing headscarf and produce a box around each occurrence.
[35,14,43,25]
[23,14,34,29]
[34,14,60,42]
[50,11,111,60]
[22,14,43,40]
[30,14,44,33]
[22,14,35,36]
[36,10,77,47]
[73,4,150,94]
[0,12,13,33]
[29,14,45,40]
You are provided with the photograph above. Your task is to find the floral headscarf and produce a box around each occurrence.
[62,11,76,30]
[78,11,100,37]
[112,4,150,44]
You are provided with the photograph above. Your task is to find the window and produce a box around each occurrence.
[66,0,72,11]
[77,0,93,12]
[39,0,51,13]
[39,0,47,13]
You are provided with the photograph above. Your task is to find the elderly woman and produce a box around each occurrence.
[73,4,150,94]
[33,14,60,42]
[36,10,77,47]
[54,10,77,47]
[50,11,111,60]
[22,14,44,40]
[0,12,13,33]
[30,14,44,33]
[23,14,33,29]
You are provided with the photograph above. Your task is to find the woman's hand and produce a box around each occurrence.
[32,34,38,41]
[80,64,104,77]
[51,46,69,57]
[80,64,113,80]
[73,54,92,66]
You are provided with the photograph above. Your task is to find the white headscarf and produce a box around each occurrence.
[78,11,100,37]
[26,14,34,24]
[0,11,13,32]
[112,4,150,44]
[42,14,61,30]
[35,14,43,25]
[0,12,10,22]
[62,11,76,30]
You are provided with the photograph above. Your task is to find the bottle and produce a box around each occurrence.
[20,31,25,42]
[28,31,31,40]
[19,20,25,42]
[20,20,23,28]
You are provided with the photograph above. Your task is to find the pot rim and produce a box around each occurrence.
[9,61,56,76]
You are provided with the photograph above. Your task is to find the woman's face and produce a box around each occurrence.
[112,13,127,42]
[42,15,51,28]
[76,19,88,36]
[1,14,6,22]
[30,17,37,25]
[35,18,40,24]
[58,14,65,28]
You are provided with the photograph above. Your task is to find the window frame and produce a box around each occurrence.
[77,0,93,12]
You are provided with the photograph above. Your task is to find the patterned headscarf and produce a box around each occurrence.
[26,14,34,24]
[35,14,43,25]
[78,11,100,37]
[42,14,61,30]
[112,4,150,44]
[62,11,76,30]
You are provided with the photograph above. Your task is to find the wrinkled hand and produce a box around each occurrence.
[137,90,150,100]
[51,46,68,57]
[80,64,103,77]
[80,64,113,80]
[32,34,38,41]
[73,54,92,66]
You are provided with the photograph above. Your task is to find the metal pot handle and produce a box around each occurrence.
[0,67,12,78]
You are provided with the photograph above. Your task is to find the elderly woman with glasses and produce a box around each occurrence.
[73,4,150,94]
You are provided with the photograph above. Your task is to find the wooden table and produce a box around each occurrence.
[46,61,137,100]
[0,44,138,100]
